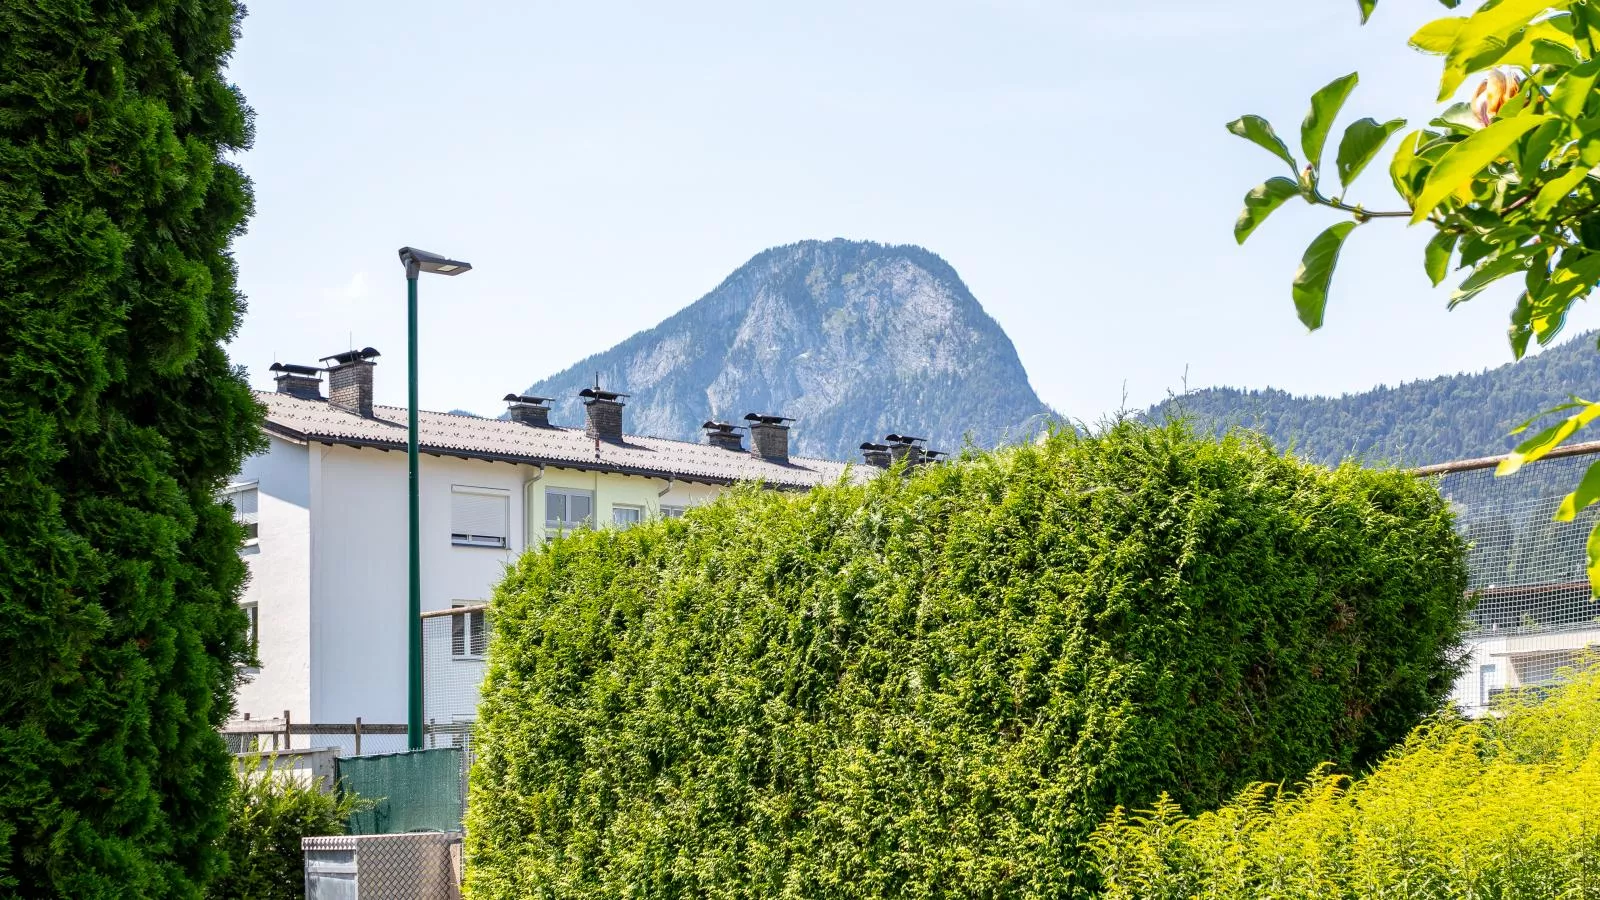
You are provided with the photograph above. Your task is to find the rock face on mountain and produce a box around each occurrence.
[522,239,1053,461]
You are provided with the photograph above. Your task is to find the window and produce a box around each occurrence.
[225,483,259,542]
[451,487,509,548]
[242,602,259,664]
[451,603,489,658]
[613,505,643,528]
[545,488,594,533]
[1480,663,1502,706]
[660,505,688,519]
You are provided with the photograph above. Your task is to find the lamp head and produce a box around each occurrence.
[398,246,473,278]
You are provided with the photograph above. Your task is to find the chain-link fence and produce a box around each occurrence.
[421,606,488,792]
[1416,441,1600,715]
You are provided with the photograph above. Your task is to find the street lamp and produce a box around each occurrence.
[397,246,472,751]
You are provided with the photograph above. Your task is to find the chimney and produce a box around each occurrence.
[860,442,892,469]
[886,433,927,467]
[270,362,323,400]
[321,347,380,417]
[745,413,794,463]
[702,420,745,451]
[580,387,628,442]
[503,394,553,427]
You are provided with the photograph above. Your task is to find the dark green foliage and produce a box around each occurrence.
[466,424,1471,899]
[209,765,360,900]
[0,1,260,896]
[1149,330,1600,468]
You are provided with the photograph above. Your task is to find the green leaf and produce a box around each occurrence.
[1551,58,1600,120]
[1497,397,1600,475]
[1534,166,1594,215]
[1519,118,1567,181]
[1303,72,1360,172]
[1450,248,1534,307]
[1586,524,1600,593]
[1430,102,1482,136]
[1532,37,1580,66]
[1291,222,1358,330]
[1411,114,1552,223]
[1235,178,1301,245]
[1336,117,1407,188]
[1533,129,1600,216]
[1439,0,1577,100]
[1425,231,1459,286]
[1359,0,1378,24]
[1390,130,1426,203]
[1227,115,1298,173]
[1555,459,1600,520]
[1510,290,1534,359]
[1411,16,1467,53]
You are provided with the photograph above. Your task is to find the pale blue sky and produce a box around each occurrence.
[224,1,1594,422]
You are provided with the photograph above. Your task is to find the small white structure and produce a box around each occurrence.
[230,349,877,738]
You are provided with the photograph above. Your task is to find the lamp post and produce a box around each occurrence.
[397,246,472,751]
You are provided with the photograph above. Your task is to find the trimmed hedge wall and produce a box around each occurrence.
[466,424,1471,898]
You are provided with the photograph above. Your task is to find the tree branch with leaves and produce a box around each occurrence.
[1232,0,1600,590]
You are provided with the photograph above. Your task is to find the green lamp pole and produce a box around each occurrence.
[398,246,473,750]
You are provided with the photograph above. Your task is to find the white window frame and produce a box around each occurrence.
[545,487,595,534]
[1480,663,1502,706]
[612,504,644,528]
[242,602,260,672]
[660,505,688,519]
[451,486,510,549]
[224,481,259,546]
[451,602,489,659]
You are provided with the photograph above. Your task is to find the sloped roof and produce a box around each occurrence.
[257,392,862,489]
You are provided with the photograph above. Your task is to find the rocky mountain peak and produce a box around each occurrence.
[523,239,1052,460]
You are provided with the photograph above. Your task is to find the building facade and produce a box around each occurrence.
[229,349,885,735]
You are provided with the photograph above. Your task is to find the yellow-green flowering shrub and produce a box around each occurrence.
[1090,664,1600,899]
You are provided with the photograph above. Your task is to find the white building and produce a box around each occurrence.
[228,348,893,737]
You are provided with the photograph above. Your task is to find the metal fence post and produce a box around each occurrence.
[354,716,363,756]
[283,709,292,752]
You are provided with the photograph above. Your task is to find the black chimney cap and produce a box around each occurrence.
[503,393,552,405]
[859,441,890,452]
[924,450,947,459]
[270,362,322,376]
[886,433,927,444]
[320,347,380,365]
[579,387,629,401]
[744,413,794,425]
[702,420,744,432]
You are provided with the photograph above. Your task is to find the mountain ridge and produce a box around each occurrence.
[1147,331,1600,468]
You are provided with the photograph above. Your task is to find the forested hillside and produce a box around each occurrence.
[1148,333,1600,467]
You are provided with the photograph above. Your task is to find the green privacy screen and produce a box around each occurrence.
[337,747,464,835]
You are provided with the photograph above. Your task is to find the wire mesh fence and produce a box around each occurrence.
[303,832,463,899]
[1415,442,1600,715]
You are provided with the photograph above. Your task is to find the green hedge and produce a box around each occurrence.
[466,424,1471,898]
[1088,663,1600,898]
[208,762,360,900]
[0,1,260,895]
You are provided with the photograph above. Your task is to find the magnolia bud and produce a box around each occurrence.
[1471,67,1524,126]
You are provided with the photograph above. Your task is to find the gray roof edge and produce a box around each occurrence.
[261,423,839,490]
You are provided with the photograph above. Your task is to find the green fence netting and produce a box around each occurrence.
[336,747,464,835]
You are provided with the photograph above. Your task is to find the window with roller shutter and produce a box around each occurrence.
[451,486,509,548]
[225,482,259,542]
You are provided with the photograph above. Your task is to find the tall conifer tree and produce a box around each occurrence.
[0,2,259,895]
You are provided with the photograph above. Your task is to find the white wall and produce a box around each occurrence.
[234,436,313,723]
[239,434,736,729]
